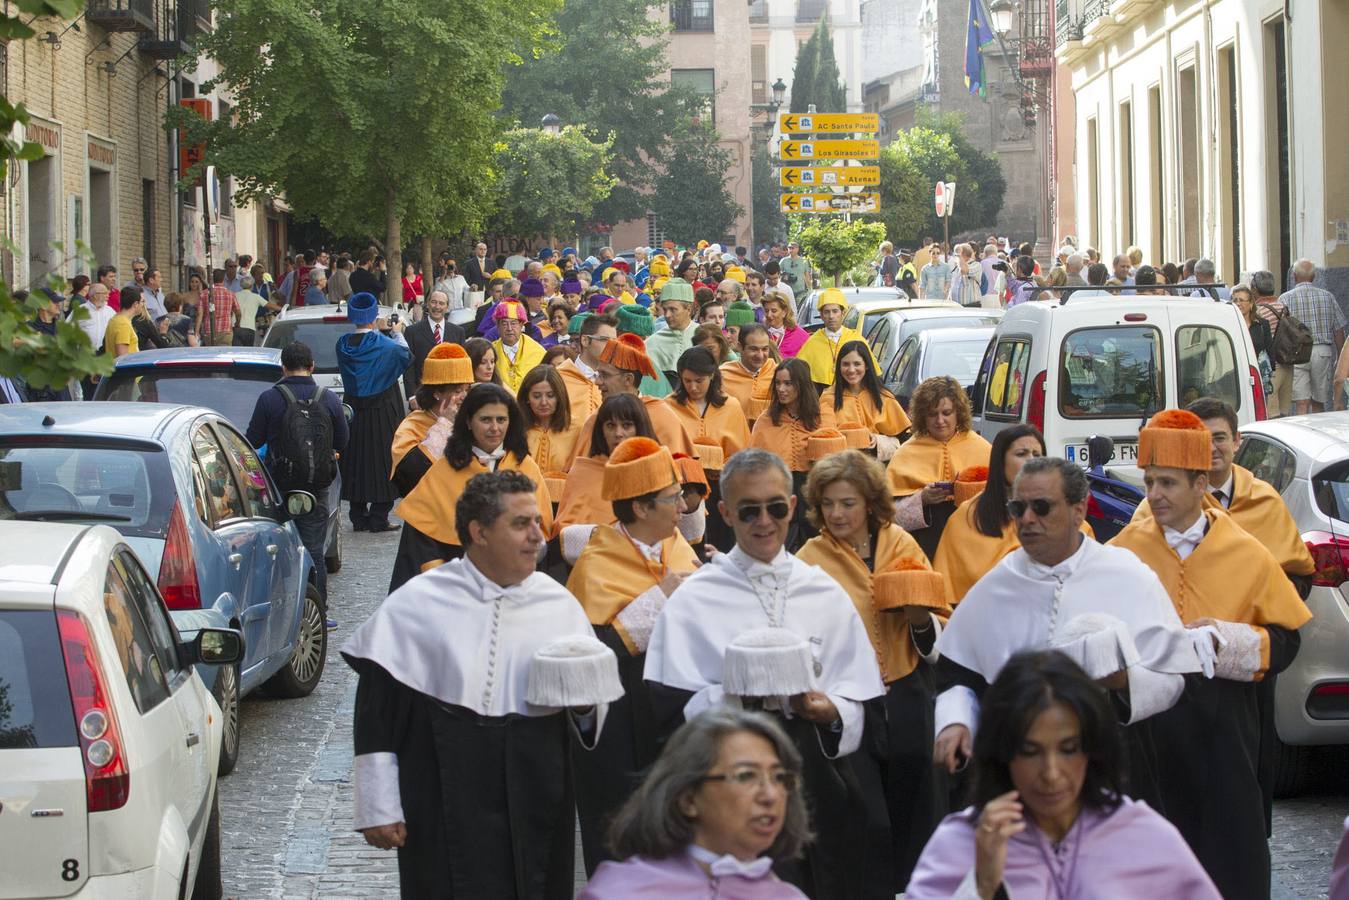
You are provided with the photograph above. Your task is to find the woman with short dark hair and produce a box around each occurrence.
[908,651,1220,899]
[579,708,810,898]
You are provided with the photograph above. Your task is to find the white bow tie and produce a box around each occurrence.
[688,845,774,880]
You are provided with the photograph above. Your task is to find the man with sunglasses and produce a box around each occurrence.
[645,449,885,899]
[931,457,1200,804]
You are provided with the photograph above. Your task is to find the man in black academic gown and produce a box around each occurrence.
[344,471,606,899]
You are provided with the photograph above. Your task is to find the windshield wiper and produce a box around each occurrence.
[7,510,133,522]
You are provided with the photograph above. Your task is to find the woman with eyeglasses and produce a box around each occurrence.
[517,365,583,507]
[907,650,1219,899]
[567,438,700,876]
[933,425,1093,604]
[554,393,658,553]
[579,707,810,899]
[749,358,821,551]
[797,450,952,891]
[388,383,553,592]
[887,375,991,558]
[819,340,911,462]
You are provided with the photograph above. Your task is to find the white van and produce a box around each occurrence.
[970,291,1265,479]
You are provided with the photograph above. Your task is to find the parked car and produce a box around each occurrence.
[881,325,996,409]
[0,520,242,898]
[94,347,343,575]
[1231,413,1349,795]
[260,300,401,401]
[969,290,1264,484]
[0,402,326,777]
[796,286,913,332]
[869,307,1004,384]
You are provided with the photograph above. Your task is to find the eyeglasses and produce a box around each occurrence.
[736,501,791,523]
[701,766,799,793]
[1006,497,1058,518]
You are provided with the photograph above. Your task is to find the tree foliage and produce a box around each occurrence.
[921,110,1006,237]
[751,146,787,249]
[650,120,743,246]
[794,218,886,287]
[789,16,846,114]
[486,127,615,239]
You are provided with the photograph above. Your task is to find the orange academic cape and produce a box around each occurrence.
[1130,464,1315,577]
[797,524,952,683]
[886,429,992,496]
[552,456,616,536]
[571,395,697,460]
[819,385,912,437]
[666,395,751,473]
[935,494,1095,604]
[390,410,437,477]
[1109,508,1311,676]
[397,451,553,547]
[556,358,603,429]
[749,411,814,472]
[719,359,776,424]
[565,524,699,654]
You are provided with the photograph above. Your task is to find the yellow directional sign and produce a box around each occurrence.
[778,113,880,134]
[777,139,880,161]
[780,166,881,188]
[780,193,881,214]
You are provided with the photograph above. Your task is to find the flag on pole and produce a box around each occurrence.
[964,0,995,96]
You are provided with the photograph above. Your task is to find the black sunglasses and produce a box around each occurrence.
[1006,498,1057,518]
[736,501,791,523]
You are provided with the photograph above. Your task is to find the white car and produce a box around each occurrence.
[260,300,401,400]
[0,522,242,897]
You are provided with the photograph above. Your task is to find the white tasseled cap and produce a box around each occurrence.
[723,627,816,699]
[526,635,625,708]
[1051,613,1142,680]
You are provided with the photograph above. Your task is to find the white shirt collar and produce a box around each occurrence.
[620,525,664,563]
[1162,513,1208,560]
[824,327,842,342]
[460,555,525,602]
[501,340,520,361]
[728,544,790,579]
[472,445,507,471]
[574,356,598,380]
[687,845,774,880]
[1023,532,1091,582]
[1211,473,1234,508]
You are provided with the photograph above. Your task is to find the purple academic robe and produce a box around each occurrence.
[577,851,807,899]
[907,799,1220,899]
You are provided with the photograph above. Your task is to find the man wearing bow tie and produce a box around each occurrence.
[403,290,466,403]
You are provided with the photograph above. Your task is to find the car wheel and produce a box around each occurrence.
[212,662,241,777]
[1270,733,1310,798]
[325,525,342,574]
[191,789,223,900]
[265,583,327,698]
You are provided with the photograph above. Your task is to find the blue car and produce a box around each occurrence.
[93,346,344,575]
[0,401,325,776]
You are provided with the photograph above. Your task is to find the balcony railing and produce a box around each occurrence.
[670,0,714,32]
[86,0,155,33]
[181,0,211,33]
[1055,0,1083,48]
[139,2,194,59]
[796,0,826,24]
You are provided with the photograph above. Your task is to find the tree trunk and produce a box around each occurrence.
[385,183,402,309]
[420,234,434,291]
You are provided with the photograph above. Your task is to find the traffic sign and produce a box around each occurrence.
[778,113,879,134]
[934,181,946,218]
[780,166,881,188]
[781,193,881,214]
[778,139,880,161]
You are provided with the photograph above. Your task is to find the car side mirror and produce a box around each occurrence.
[285,490,317,517]
[182,628,243,666]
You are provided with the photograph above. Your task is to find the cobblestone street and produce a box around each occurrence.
[218,521,1349,899]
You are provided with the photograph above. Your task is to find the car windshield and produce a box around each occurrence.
[895,314,1001,345]
[98,366,280,431]
[1059,325,1162,419]
[923,338,992,386]
[262,319,353,373]
[0,441,175,537]
[0,610,77,749]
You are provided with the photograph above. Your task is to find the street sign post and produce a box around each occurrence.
[781,193,881,214]
[777,139,880,161]
[777,112,880,134]
[780,165,881,188]
[934,180,956,248]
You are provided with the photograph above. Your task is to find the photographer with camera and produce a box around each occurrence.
[779,240,814,294]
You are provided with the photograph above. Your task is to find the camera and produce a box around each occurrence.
[388,312,401,325]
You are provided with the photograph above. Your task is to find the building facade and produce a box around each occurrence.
[860,0,924,140]
[750,0,865,113]
[1056,0,1349,291]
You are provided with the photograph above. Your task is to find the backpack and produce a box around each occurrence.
[1270,308,1314,366]
[269,384,336,491]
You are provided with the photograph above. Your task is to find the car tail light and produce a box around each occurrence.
[1312,683,1349,696]
[322,315,350,323]
[1086,494,1105,520]
[1249,365,1267,420]
[158,501,201,610]
[57,610,129,812]
[1304,531,1349,587]
[1026,370,1047,433]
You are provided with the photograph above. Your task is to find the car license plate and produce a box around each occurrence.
[1065,442,1139,466]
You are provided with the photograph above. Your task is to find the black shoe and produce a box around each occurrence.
[351,521,369,532]
[369,522,401,533]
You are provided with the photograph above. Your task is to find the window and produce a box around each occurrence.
[97,365,282,432]
[672,68,716,121]
[887,336,918,386]
[215,424,278,519]
[115,551,182,680]
[646,212,666,251]
[0,442,174,537]
[797,0,826,22]
[1177,64,1200,257]
[1085,117,1100,250]
[103,562,171,713]
[752,44,768,105]
[670,0,714,32]
[0,610,77,749]
[1148,84,1164,262]
[1236,436,1296,496]
[985,339,1031,417]
[1175,325,1241,412]
[1118,101,1134,248]
[192,427,245,525]
[1058,326,1162,419]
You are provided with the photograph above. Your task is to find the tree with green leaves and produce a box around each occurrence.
[176,0,558,306]
[789,16,846,114]
[485,126,615,241]
[751,146,787,249]
[794,218,886,286]
[650,120,744,246]
[871,129,960,246]
[919,110,1006,237]
[0,0,111,392]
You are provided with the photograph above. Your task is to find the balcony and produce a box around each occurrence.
[670,0,714,32]
[181,0,211,33]
[749,0,768,24]
[86,0,155,33]
[796,0,826,24]
[139,3,194,59]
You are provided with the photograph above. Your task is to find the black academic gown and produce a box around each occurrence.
[351,660,578,899]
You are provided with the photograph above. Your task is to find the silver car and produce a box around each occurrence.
[1233,412,1349,795]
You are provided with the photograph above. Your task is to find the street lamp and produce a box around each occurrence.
[771,77,786,108]
[541,113,562,135]
[988,0,1016,38]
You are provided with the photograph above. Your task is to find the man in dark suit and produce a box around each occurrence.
[464,240,492,290]
[403,289,465,401]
